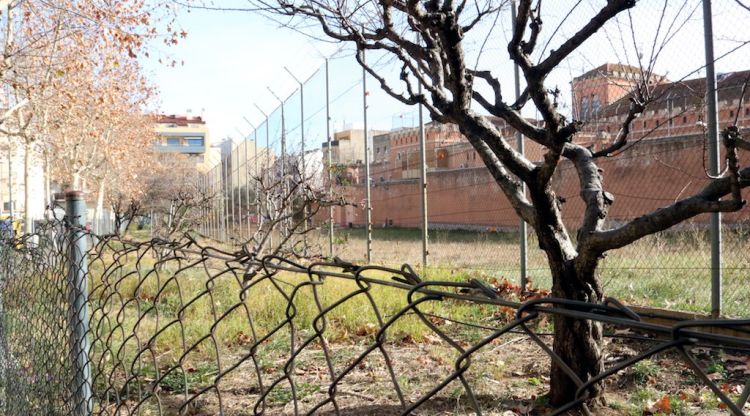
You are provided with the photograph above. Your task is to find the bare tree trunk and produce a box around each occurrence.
[44,151,50,211]
[530,189,605,407]
[23,141,32,233]
[72,173,81,190]
[93,180,105,234]
[549,263,604,407]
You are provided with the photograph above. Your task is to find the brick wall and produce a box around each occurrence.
[332,135,749,230]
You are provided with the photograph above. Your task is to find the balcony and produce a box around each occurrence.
[155,144,206,154]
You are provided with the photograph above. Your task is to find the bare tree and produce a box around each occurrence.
[245,159,346,263]
[215,0,750,407]
[143,156,216,241]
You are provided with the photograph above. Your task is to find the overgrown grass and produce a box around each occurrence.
[320,226,749,317]
[86,248,504,405]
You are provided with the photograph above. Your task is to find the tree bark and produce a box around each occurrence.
[23,141,32,233]
[529,184,605,408]
[548,262,604,407]
[93,180,105,234]
[44,151,50,212]
[72,173,81,190]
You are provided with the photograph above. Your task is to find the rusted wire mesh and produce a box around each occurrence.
[0,224,749,415]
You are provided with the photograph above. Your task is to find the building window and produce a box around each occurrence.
[166,137,181,146]
[642,120,647,129]
[656,120,660,128]
[745,107,750,116]
[186,138,204,147]
[591,95,601,117]
[581,97,589,119]
[730,110,735,118]
[682,116,687,124]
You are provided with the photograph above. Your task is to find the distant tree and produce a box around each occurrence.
[247,159,343,261]
[0,0,182,232]
[222,0,750,407]
[142,155,215,241]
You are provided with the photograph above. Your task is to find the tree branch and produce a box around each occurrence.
[535,0,636,76]
[584,166,748,253]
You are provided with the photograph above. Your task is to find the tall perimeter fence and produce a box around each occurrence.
[0,191,749,415]
[200,0,750,318]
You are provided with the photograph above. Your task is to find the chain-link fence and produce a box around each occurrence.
[1,192,749,415]
[201,0,750,318]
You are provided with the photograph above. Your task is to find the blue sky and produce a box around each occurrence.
[142,7,346,145]
[143,1,750,152]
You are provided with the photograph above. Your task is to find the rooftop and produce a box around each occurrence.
[155,114,206,126]
[598,69,750,118]
[573,63,646,82]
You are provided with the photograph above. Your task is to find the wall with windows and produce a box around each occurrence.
[154,115,217,171]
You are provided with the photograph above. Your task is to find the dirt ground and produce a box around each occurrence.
[144,330,749,416]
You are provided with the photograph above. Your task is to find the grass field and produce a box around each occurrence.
[319,226,750,317]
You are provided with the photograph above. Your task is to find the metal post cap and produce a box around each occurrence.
[65,190,85,200]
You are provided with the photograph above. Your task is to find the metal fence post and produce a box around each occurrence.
[418,83,429,272]
[326,58,335,257]
[65,190,91,415]
[702,0,722,317]
[362,52,373,263]
[511,0,529,291]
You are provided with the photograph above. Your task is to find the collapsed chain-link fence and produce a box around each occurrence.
[0,216,749,415]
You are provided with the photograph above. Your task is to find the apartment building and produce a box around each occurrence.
[154,114,219,171]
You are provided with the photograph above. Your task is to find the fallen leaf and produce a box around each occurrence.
[354,323,377,337]
[645,395,671,414]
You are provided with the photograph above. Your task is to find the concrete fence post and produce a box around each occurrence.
[65,190,92,415]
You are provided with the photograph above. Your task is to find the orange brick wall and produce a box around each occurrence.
[331,136,749,230]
